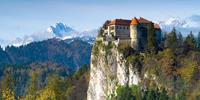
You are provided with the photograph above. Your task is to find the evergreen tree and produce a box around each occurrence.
[147,22,157,52]
[197,32,200,50]
[184,31,196,51]
[165,28,178,50]
[177,32,183,48]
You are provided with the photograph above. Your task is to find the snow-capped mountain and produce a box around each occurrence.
[47,22,98,39]
[47,22,78,38]
[11,37,34,47]
[46,22,97,43]
[159,17,200,36]
[0,22,97,49]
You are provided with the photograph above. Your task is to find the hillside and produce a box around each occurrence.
[87,26,200,100]
[0,38,92,71]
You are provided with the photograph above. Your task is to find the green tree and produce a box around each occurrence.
[158,89,169,100]
[116,86,134,100]
[165,28,178,50]
[25,72,39,100]
[145,90,156,100]
[177,32,183,48]
[197,32,200,50]
[36,74,67,100]
[184,31,196,51]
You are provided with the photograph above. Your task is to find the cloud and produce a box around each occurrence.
[189,15,200,22]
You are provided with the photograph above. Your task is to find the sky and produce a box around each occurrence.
[0,0,200,40]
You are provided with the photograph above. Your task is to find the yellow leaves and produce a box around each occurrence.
[158,48,173,59]
[36,87,57,100]
[177,61,197,82]
[2,88,15,100]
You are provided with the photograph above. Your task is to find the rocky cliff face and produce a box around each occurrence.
[87,38,141,100]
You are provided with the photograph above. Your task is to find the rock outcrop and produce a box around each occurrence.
[87,38,141,100]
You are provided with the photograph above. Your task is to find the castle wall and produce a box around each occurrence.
[116,39,131,49]
[106,20,162,51]
[115,25,130,39]
[155,29,162,44]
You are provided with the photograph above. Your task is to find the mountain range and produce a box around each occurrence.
[1,16,200,48]
[159,16,200,36]
[0,22,98,49]
[0,38,92,71]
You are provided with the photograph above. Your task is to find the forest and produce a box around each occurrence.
[0,28,200,100]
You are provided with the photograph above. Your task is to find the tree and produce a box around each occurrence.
[164,28,178,50]
[25,72,39,100]
[147,22,157,52]
[177,32,183,48]
[184,31,196,51]
[2,88,15,100]
[197,32,200,50]
[116,86,134,100]
[158,89,169,100]
[36,74,67,100]
[0,68,16,100]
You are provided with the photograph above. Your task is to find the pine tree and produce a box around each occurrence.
[177,32,183,48]
[197,32,200,50]
[184,31,196,51]
[165,28,178,50]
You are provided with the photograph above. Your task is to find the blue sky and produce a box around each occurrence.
[0,0,200,40]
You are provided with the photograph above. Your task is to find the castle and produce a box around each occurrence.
[101,17,162,51]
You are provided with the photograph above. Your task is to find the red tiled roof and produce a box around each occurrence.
[108,19,131,26]
[108,17,157,27]
[138,17,152,24]
[130,17,139,25]
[154,23,160,29]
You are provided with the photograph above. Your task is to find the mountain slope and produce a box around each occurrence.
[1,38,92,71]
[0,22,97,49]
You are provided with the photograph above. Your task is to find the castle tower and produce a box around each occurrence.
[130,17,139,49]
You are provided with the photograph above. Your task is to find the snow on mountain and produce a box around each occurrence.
[47,22,98,38]
[47,22,78,37]
[46,22,97,43]
[159,17,200,36]
[11,37,34,47]
[0,22,97,49]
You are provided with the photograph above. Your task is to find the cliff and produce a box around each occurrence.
[87,37,141,100]
[87,35,200,99]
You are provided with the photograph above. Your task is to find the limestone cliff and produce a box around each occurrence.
[87,38,141,100]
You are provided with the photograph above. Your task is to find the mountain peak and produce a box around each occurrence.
[159,17,188,28]
[47,22,76,37]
